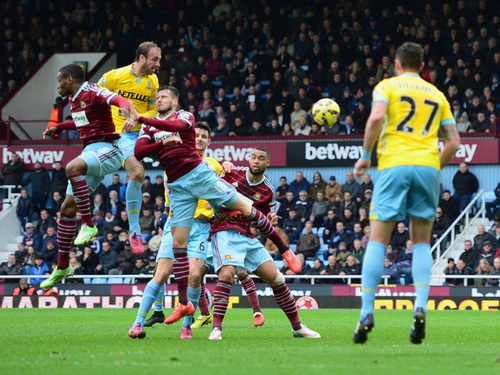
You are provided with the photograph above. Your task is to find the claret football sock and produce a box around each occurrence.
[360,241,386,319]
[241,274,261,313]
[198,282,211,315]
[56,215,77,269]
[69,174,93,227]
[173,248,189,305]
[272,284,301,331]
[213,281,232,329]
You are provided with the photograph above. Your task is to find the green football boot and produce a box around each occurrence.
[40,266,74,288]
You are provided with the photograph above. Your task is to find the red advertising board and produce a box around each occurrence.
[0,137,497,170]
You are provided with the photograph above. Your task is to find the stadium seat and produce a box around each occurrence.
[289,244,297,253]
[107,277,123,284]
[211,81,222,86]
[122,278,132,284]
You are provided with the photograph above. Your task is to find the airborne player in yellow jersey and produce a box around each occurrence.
[98,42,160,254]
[353,42,461,345]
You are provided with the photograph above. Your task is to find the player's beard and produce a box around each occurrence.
[249,166,265,176]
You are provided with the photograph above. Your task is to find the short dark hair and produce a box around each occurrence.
[58,64,84,82]
[395,42,423,70]
[158,85,179,99]
[135,41,159,61]
[253,146,270,159]
[443,190,451,194]
[195,122,211,134]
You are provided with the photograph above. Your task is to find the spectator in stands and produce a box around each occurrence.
[452,162,479,212]
[439,190,460,224]
[469,112,491,132]
[276,177,290,201]
[296,221,320,259]
[50,191,64,216]
[0,254,23,282]
[351,239,365,264]
[340,191,357,215]
[322,209,340,243]
[452,259,472,286]
[309,191,329,228]
[308,172,327,201]
[131,258,146,280]
[486,257,500,287]
[277,191,296,220]
[359,174,374,202]
[23,222,42,252]
[29,256,49,284]
[325,176,342,203]
[361,226,370,249]
[265,225,289,260]
[16,188,34,233]
[335,242,352,268]
[12,278,36,295]
[40,240,58,266]
[290,171,309,199]
[383,257,400,285]
[307,258,325,277]
[150,175,165,200]
[80,246,100,275]
[391,222,410,252]
[282,208,302,244]
[330,192,344,214]
[21,245,37,274]
[141,176,153,197]
[478,240,495,267]
[326,222,354,258]
[341,208,357,232]
[40,226,57,254]
[48,161,67,197]
[474,258,491,286]
[444,257,457,285]
[295,190,312,224]
[114,211,129,234]
[342,171,361,199]
[64,258,83,284]
[0,153,24,187]
[473,224,496,250]
[486,183,500,220]
[91,193,106,221]
[22,162,51,214]
[139,207,155,242]
[107,174,122,195]
[290,101,307,129]
[141,192,154,213]
[456,113,471,133]
[36,209,57,237]
[107,190,124,216]
[339,255,361,283]
[321,255,342,283]
[432,207,448,247]
[97,241,117,274]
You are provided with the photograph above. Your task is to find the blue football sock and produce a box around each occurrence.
[360,241,386,320]
[127,180,143,235]
[135,280,161,325]
[182,285,201,327]
[153,283,166,312]
[411,243,432,312]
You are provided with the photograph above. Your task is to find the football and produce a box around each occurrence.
[311,98,340,127]
[296,296,319,310]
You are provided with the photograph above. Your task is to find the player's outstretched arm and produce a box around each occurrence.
[354,101,387,179]
[134,136,163,160]
[138,116,192,132]
[43,120,76,138]
[439,124,461,168]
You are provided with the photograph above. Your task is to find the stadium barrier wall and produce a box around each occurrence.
[1,276,498,310]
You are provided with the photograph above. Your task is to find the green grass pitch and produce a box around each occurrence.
[0,309,498,375]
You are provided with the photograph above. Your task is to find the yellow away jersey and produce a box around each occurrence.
[373,72,455,170]
[164,157,224,221]
[98,64,159,133]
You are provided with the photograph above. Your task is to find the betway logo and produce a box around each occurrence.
[305,142,363,161]
[438,142,477,162]
[471,287,500,297]
[206,145,252,162]
[3,148,64,165]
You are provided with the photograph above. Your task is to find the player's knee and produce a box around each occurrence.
[61,199,77,217]
[218,267,235,284]
[127,159,144,181]
[273,270,286,286]
[66,159,85,176]
[236,268,248,280]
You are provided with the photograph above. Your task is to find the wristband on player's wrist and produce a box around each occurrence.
[361,149,372,161]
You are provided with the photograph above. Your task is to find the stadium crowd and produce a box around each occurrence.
[0,0,499,135]
[2,153,500,286]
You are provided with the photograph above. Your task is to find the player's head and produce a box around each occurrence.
[156,85,179,114]
[57,64,84,96]
[195,122,211,154]
[395,42,424,73]
[135,41,161,75]
[249,147,270,176]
